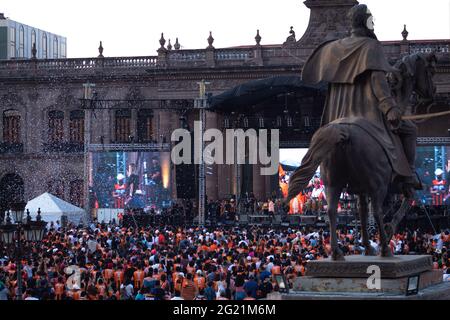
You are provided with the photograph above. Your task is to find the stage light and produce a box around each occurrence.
[160,152,171,189]
[224,117,230,129]
[286,116,293,127]
[243,117,249,128]
[304,116,311,127]
[258,116,264,128]
[276,116,283,128]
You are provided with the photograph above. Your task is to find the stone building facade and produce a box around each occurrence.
[0,0,449,214]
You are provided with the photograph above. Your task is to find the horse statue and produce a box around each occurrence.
[287,52,437,260]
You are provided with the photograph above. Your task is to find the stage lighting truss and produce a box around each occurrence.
[88,143,171,152]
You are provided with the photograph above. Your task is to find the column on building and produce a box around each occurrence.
[130,108,137,142]
[99,109,110,144]
[252,163,266,201]
[265,174,272,200]
[218,164,232,199]
[158,109,173,143]
[109,109,115,143]
[216,115,234,199]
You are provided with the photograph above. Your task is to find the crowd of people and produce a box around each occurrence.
[0,221,449,300]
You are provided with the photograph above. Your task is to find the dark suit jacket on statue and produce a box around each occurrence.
[302,36,412,178]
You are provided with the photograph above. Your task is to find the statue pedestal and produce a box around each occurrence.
[305,255,433,278]
[269,255,450,300]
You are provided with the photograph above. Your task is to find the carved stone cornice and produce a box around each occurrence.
[0,91,25,108]
[55,88,78,108]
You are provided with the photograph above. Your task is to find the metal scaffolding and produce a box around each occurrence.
[194,80,210,227]
[79,84,194,221]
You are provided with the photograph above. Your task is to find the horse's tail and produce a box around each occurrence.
[287,123,350,201]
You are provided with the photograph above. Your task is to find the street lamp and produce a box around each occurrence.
[10,202,25,223]
[0,202,47,300]
[0,221,15,245]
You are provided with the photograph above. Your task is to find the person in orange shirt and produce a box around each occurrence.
[152,268,161,281]
[160,273,170,294]
[174,273,184,293]
[186,261,196,275]
[90,267,99,284]
[271,264,281,276]
[54,277,65,300]
[194,270,206,291]
[96,278,107,299]
[67,284,81,300]
[294,263,305,276]
[133,268,145,289]
[103,266,114,285]
[114,267,124,289]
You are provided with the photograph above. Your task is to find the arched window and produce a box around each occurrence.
[19,25,24,58]
[115,109,131,142]
[31,29,36,50]
[0,174,24,215]
[47,179,65,200]
[48,110,64,143]
[3,110,21,143]
[69,110,84,143]
[69,180,84,207]
[9,27,16,58]
[42,32,48,58]
[53,36,58,58]
[137,109,153,142]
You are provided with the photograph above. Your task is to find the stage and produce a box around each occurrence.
[116,209,449,231]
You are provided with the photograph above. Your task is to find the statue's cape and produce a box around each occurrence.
[302,37,395,84]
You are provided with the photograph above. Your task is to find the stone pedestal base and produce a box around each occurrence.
[268,281,450,300]
[295,270,442,295]
[267,255,450,300]
[305,255,433,278]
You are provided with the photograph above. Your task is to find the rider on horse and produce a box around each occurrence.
[301,3,421,194]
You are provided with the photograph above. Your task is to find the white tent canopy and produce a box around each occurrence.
[25,193,86,225]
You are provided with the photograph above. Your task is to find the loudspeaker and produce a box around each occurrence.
[300,215,317,225]
[176,164,197,199]
[174,130,197,199]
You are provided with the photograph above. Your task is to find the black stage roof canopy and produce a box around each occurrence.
[208,76,327,113]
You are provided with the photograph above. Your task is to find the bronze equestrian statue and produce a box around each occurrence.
[287,4,436,260]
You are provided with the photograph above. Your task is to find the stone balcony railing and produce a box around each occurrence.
[167,49,206,62]
[0,39,448,78]
[0,56,159,71]
[215,48,253,61]
[42,141,84,153]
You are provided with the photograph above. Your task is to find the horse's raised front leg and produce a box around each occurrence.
[358,194,377,256]
[372,191,393,258]
[327,186,344,261]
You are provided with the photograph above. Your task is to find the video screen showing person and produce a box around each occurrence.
[279,146,450,211]
[279,149,325,215]
[89,152,172,212]
[415,146,450,206]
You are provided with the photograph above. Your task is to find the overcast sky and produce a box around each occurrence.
[2,0,450,58]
